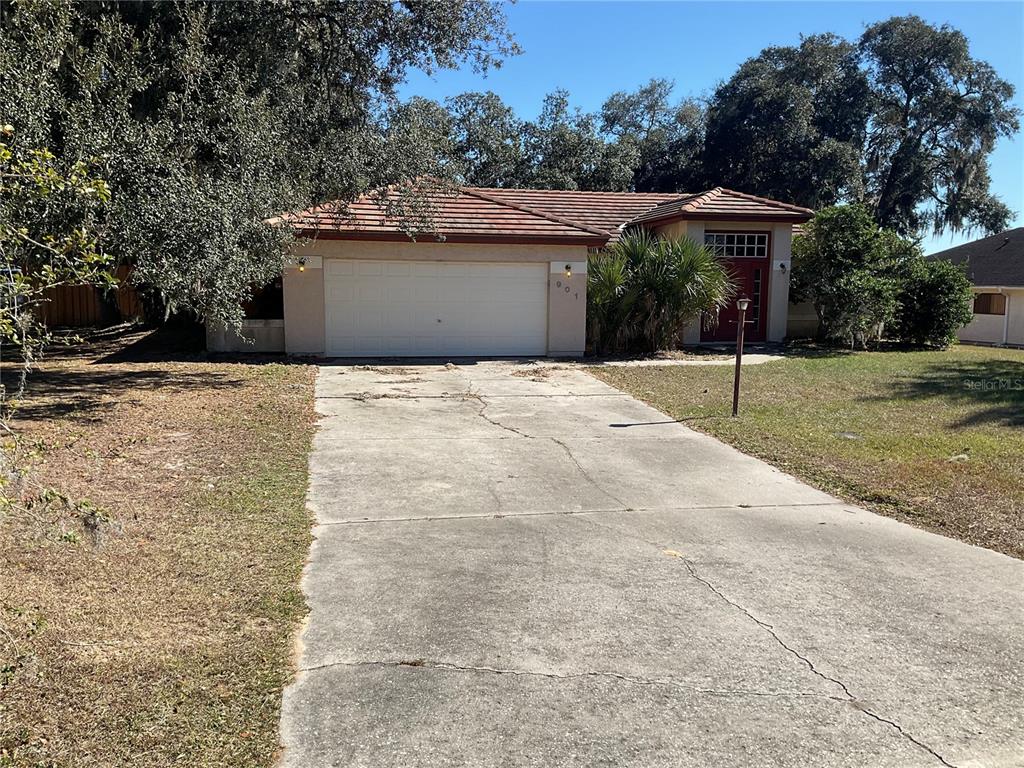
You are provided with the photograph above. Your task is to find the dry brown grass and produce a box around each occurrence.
[1,329,317,767]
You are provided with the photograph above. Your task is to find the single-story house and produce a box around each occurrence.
[928,227,1024,348]
[208,184,813,357]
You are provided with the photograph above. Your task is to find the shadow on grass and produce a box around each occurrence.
[12,366,245,423]
[778,343,856,360]
[92,323,207,363]
[866,358,1024,427]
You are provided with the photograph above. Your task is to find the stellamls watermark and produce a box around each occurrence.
[964,377,1024,391]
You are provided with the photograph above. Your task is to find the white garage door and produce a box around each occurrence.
[324,260,549,357]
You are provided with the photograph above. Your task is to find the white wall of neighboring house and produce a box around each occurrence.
[959,287,1024,347]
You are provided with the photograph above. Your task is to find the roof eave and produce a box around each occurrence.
[631,211,814,227]
[292,229,608,247]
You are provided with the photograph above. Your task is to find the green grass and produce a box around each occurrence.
[592,344,1024,559]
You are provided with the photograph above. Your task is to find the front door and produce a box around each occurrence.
[700,231,771,343]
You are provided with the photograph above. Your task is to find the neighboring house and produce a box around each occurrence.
[929,227,1024,347]
[209,185,812,357]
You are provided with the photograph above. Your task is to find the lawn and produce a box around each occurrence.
[0,329,317,767]
[592,344,1024,559]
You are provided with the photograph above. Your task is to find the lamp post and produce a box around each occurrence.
[732,297,751,417]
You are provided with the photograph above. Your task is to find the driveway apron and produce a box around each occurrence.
[281,361,1024,768]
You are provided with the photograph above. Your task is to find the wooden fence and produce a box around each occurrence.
[39,266,144,328]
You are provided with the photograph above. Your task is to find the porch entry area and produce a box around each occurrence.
[701,230,771,343]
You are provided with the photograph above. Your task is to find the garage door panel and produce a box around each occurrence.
[357,262,384,277]
[326,260,353,278]
[325,259,548,357]
[409,262,440,278]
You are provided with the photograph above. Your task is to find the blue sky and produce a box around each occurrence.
[398,1,1024,254]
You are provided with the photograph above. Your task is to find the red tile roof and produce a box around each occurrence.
[279,184,608,245]
[280,183,813,245]
[627,187,814,225]
[473,188,679,243]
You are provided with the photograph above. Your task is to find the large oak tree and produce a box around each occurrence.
[0,0,516,325]
[702,16,1019,235]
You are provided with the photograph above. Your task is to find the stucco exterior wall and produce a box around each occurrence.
[960,312,1006,345]
[1008,290,1024,346]
[206,319,285,353]
[284,239,589,357]
[283,255,326,355]
[547,260,588,356]
[295,239,584,264]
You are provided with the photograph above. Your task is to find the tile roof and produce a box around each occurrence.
[927,227,1024,287]
[472,188,679,243]
[280,183,814,245]
[279,184,608,244]
[628,187,814,225]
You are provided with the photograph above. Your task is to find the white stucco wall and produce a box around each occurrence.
[959,288,1024,347]
[206,319,286,353]
[1008,290,1024,346]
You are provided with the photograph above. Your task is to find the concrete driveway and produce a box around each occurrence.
[281,362,1024,768]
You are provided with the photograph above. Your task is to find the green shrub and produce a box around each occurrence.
[793,205,903,347]
[892,257,974,347]
[587,230,734,354]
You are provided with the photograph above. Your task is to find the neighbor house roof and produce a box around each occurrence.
[280,183,813,245]
[928,227,1024,287]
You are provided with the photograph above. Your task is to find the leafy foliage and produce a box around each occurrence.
[702,17,1019,235]
[600,78,705,193]
[0,0,516,326]
[792,205,901,347]
[891,258,975,347]
[1,129,113,417]
[860,16,1019,235]
[520,90,638,191]
[425,16,1018,237]
[1,4,1014,334]
[445,91,529,188]
[702,35,870,210]
[793,204,975,348]
[588,230,734,354]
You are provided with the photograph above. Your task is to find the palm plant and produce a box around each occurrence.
[587,229,734,354]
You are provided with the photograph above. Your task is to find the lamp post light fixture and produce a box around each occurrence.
[732,297,752,418]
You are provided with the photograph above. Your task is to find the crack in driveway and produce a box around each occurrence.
[573,513,958,768]
[296,657,957,766]
[299,657,836,701]
[468,386,633,511]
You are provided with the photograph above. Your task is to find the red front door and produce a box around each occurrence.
[701,259,769,343]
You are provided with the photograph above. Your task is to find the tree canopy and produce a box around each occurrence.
[0,0,516,325]
[389,15,1017,237]
[1,5,1017,327]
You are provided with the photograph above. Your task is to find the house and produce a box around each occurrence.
[208,184,813,357]
[928,227,1024,347]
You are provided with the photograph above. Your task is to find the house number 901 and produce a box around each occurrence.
[555,280,578,299]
